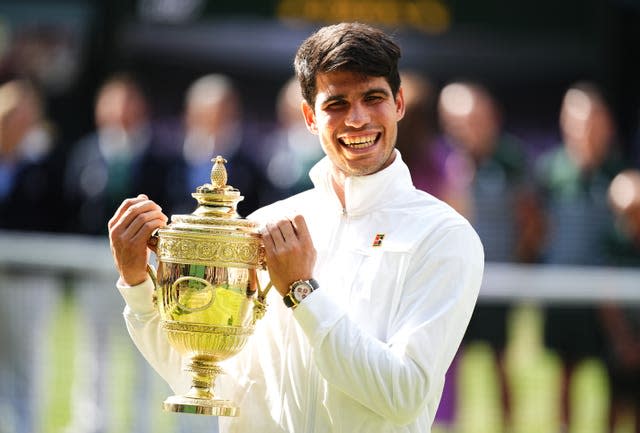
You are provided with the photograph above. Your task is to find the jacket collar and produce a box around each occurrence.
[309,149,414,216]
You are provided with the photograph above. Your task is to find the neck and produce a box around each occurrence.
[330,167,347,208]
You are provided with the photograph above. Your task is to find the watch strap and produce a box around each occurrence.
[283,292,297,308]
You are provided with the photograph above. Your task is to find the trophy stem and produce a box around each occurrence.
[163,356,239,416]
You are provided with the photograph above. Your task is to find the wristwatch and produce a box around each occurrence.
[283,278,319,308]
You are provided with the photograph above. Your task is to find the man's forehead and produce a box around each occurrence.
[315,71,390,99]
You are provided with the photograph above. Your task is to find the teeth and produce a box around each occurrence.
[341,135,377,148]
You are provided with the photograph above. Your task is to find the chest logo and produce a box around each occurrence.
[372,233,385,247]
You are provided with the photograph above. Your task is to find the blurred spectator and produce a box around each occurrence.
[535,81,625,428]
[436,80,543,428]
[598,169,640,433]
[397,71,467,206]
[172,73,271,216]
[63,73,179,235]
[438,80,539,262]
[535,81,624,265]
[0,78,65,232]
[258,75,323,201]
[0,78,64,433]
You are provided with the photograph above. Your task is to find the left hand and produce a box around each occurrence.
[261,214,317,296]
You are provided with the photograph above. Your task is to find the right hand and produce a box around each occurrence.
[261,214,317,297]
[108,194,168,286]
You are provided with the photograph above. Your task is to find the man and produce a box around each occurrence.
[259,75,325,199]
[64,74,178,234]
[173,73,271,216]
[0,78,66,232]
[109,22,484,432]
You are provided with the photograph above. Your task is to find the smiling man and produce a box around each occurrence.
[109,22,484,433]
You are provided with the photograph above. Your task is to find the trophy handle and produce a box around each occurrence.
[148,228,161,250]
[252,278,272,324]
[146,264,160,308]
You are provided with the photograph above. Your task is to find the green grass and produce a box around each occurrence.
[39,292,76,433]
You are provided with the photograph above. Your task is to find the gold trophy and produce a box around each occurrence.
[149,156,271,416]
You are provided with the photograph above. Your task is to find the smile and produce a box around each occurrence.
[339,133,380,149]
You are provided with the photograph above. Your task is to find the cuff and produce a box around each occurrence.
[117,276,156,315]
[294,288,346,344]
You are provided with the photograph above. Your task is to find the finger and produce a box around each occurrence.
[109,203,163,250]
[261,227,277,261]
[261,225,275,250]
[123,209,168,242]
[116,200,163,234]
[108,194,148,230]
[131,217,167,246]
[265,222,285,248]
[290,215,311,242]
[277,219,297,242]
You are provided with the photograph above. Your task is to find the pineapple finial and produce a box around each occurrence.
[210,156,228,189]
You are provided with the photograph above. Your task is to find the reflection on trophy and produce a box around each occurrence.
[149,155,271,416]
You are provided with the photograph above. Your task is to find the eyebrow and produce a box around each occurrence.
[321,87,391,106]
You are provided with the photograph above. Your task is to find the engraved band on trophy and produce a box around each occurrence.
[148,155,271,416]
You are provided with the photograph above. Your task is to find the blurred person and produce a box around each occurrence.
[535,81,625,429]
[259,75,324,201]
[173,73,270,216]
[63,73,179,235]
[598,169,640,433]
[436,80,544,429]
[437,80,540,262]
[0,78,65,433]
[109,22,484,433]
[536,81,623,265]
[0,78,65,231]
[397,71,467,206]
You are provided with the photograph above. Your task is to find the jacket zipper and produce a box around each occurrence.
[303,198,350,432]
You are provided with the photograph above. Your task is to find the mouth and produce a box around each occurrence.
[338,133,380,150]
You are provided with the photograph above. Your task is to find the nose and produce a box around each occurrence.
[345,102,370,128]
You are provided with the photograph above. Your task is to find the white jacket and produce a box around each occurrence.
[119,151,484,432]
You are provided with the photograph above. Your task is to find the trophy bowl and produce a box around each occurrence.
[149,156,270,416]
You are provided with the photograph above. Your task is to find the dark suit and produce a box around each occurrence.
[63,125,182,235]
[0,145,66,232]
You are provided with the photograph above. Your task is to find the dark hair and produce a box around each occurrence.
[294,22,402,107]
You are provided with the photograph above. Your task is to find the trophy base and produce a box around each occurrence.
[163,395,239,416]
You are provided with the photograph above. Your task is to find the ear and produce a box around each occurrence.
[301,100,318,135]
[395,87,406,121]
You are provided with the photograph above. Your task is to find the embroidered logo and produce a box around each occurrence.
[372,233,385,247]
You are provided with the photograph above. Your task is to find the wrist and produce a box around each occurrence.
[283,278,319,309]
[121,270,150,287]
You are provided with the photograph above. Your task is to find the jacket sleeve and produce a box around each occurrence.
[293,223,484,425]
[118,277,190,394]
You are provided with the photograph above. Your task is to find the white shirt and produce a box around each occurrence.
[119,151,484,433]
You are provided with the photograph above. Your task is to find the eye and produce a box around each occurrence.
[364,94,384,103]
[324,100,347,111]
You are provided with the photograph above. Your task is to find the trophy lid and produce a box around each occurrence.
[164,155,260,235]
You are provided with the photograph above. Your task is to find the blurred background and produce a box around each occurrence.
[1,1,640,432]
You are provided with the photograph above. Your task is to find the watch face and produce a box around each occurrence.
[293,281,313,302]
